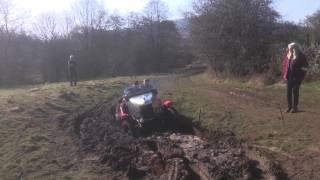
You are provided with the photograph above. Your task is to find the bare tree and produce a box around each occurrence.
[0,0,24,32]
[126,12,142,29]
[34,13,58,41]
[142,0,169,52]
[144,0,169,22]
[0,0,25,62]
[189,0,279,75]
[72,0,107,28]
[59,12,76,38]
[306,10,320,45]
[0,0,189,86]
[107,14,124,31]
[71,0,108,50]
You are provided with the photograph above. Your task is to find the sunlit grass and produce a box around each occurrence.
[1,74,319,178]
[0,77,128,178]
[0,74,174,179]
[168,73,320,155]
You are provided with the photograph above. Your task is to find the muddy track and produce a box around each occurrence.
[64,99,288,180]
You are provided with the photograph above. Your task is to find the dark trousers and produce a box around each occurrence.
[69,69,77,86]
[287,80,301,109]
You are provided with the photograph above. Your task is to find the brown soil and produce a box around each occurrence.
[64,99,288,180]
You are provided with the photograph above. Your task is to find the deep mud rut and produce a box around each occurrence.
[58,98,289,180]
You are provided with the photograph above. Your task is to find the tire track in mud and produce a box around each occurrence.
[64,97,288,180]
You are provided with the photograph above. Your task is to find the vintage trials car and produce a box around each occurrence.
[114,82,176,136]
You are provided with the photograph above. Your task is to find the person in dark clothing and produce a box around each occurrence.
[142,79,152,89]
[133,80,139,88]
[282,43,308,113]
[142,79,158,96]
[120,98,129,114]
[68,54,77,86]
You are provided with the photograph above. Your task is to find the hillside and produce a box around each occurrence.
[0,74,320,179]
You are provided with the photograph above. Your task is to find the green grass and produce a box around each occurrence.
[0,75,173,179]
[1,73,319,178]
[164,75,246,133]
[167,74,320,155]
[0,78,127,179]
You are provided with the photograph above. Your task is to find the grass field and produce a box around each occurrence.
[0,73,320,179]
[0,78,126,179]
[163,74,320,178]
[165,74,320,152]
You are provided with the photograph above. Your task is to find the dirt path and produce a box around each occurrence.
[69,97,288,180]
[58,75,291,179]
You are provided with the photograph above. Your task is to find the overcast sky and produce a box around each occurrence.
[11,0,320,22]
[12,0,191,20]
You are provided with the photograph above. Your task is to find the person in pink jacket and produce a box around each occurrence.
[282,43,308,113]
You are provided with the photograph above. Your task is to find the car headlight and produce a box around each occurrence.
[129,92,153,105]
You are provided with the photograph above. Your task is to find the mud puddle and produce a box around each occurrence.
[64,100,288,180]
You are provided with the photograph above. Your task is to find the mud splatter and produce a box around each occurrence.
[66,101,288,180]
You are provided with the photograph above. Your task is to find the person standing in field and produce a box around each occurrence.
[68,54,77,86]
[282,42,308,113]
[142,79,152,89]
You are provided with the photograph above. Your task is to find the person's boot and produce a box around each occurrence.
[286,107,292,113]
[291,107,298,113]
